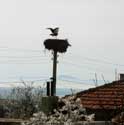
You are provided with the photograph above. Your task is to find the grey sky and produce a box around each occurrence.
[0,0,124,87]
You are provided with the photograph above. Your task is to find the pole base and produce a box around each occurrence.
[41,96,58,115]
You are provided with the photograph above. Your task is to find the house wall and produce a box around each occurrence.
[86,108,122,121]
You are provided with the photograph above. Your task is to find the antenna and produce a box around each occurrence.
[93,73,98,87]
[115,68,118,81]
[101,74,107,84]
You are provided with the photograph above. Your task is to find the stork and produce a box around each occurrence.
[47,27,59,38]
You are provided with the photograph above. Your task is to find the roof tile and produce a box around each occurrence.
[77,80,124,109]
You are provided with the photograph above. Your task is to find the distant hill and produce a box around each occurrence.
[0,87,12,98]
[0,87,83,98]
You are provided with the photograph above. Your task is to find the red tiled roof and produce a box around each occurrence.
[76,80,124,110]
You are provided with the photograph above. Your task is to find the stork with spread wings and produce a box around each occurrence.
[47,27,59,37]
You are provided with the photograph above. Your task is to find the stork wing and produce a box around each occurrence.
[47,28,54,32]
[54,27,59,34]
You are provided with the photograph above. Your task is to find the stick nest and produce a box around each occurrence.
[44,39,71,53]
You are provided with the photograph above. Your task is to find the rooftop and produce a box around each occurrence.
[76,80,124,110]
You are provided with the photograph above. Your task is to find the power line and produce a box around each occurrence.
[0,47,124,67]
[0,79,97,85]
[0,62,49,65]
[58,79,96,85]
[0,47,42,53]
[0,55,47,58]
[0,79,49,84]
[0,47,123,76]
[0,47,123,67]
[60,59,114,73]
[65,53,124,67]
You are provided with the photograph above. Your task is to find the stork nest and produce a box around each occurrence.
[44,39,71,53]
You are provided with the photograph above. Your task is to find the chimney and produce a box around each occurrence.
[120,74,124,80]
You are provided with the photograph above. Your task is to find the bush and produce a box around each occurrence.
[3,82,44,119]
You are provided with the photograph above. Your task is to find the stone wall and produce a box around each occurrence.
[30,121,113,125]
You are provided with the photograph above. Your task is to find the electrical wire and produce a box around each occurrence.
[0,47,123,67]
[0,79,48,84]
[0,47,42,53]
[60,59,114,73]
[64,53,124,67]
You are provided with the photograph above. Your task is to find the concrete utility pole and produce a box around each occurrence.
[44,27,71,96]
[44,38,71,96]
[52,50,57,96]
[41,28,71,114]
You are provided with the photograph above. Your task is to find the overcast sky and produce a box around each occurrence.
[0,0,124,88]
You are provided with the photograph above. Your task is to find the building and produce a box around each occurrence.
[76,80,124,120]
